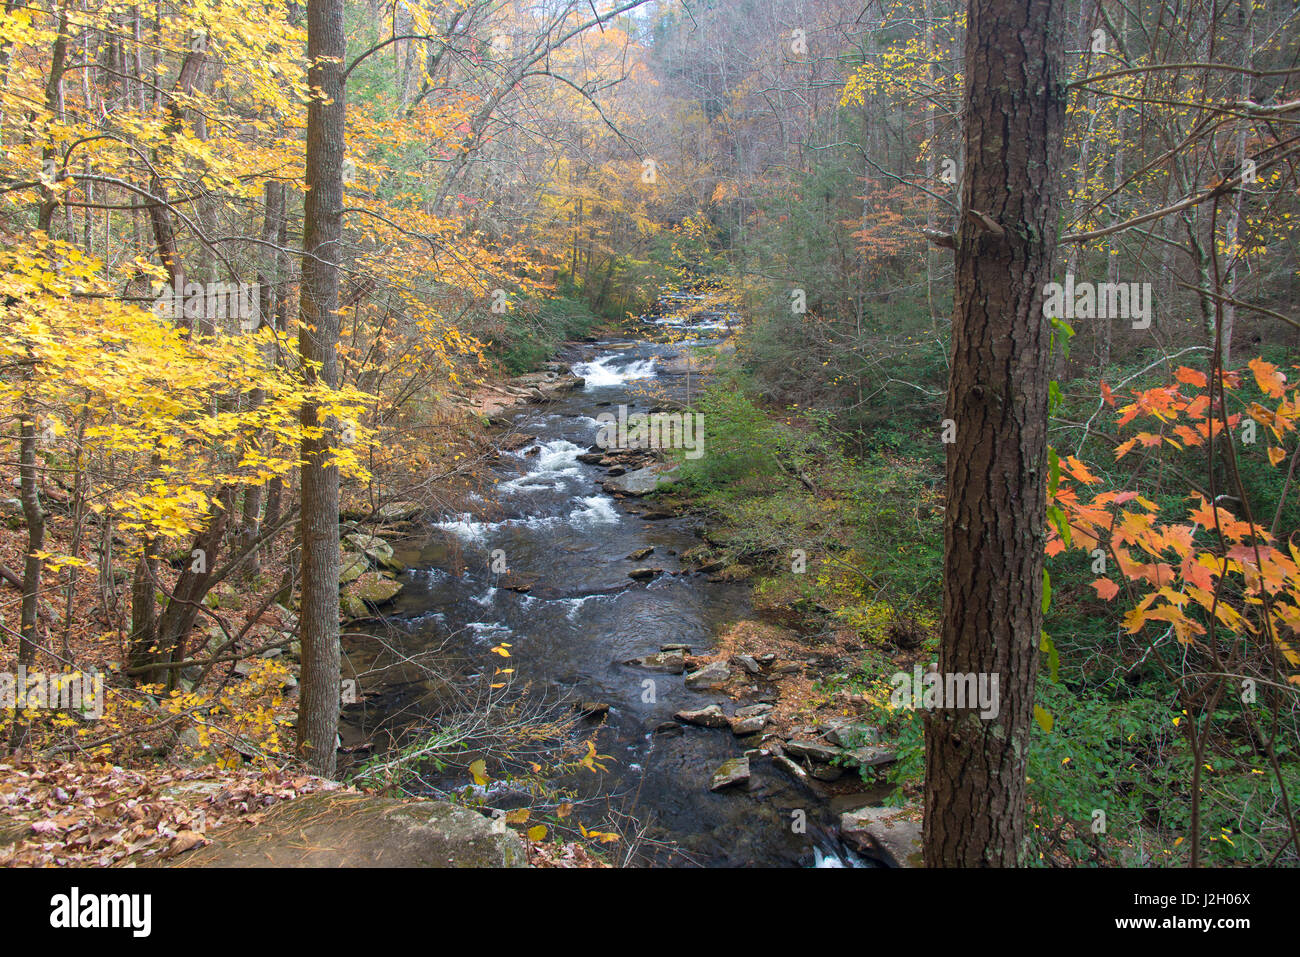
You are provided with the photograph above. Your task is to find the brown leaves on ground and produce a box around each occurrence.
[705,618,871,734]
[525,838,611,868]
[0,758,346,867]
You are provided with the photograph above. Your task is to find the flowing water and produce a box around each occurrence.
[354,336,866,866]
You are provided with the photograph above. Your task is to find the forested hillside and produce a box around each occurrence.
[0,0,1297,881]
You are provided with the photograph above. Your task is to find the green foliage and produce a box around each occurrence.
[678,375,943,626]
[485,296,601,374]
[676,376,788,493]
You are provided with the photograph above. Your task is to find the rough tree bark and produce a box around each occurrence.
[924,0,1067,867]
[295,0,346,777]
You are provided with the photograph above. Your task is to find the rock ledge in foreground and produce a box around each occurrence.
[172,792,528,868]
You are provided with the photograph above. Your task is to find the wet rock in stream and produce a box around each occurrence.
[709,756,750,791]
[684,660,731,689]
[674,704,730,729]
[624,649,686,674]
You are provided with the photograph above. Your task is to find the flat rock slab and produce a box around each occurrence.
[601,467,662,496]
[784,739,842,764]
[346,572,402,605]
[710,756,750,791]
[625,650,685,674]
[685,661,731,689]
[730,714,768,735]
[844,746,898,769]
[378,501,422,521]
[344,533,394,564]
[675,704,730,729]
[840,806,923,868]
[171,792,528,868]
[772,755,816,792]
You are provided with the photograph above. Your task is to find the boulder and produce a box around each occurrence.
[346,572,402,606]
[627,547,655,561]
[628,567,663,582]
[339,552,369,585]
[378,501,422,522]
[169,726,218,767]
[733,654,761,675]
[684,661,731,690]
[601,467,665,496]
[706,564,752,583]
[172,792,528,868]
[674,705,730,729]
[825,720,879,748]
[730,714,768,735]
[681,547,725,573]
[341,594,368,620]
[839,806,923,868]
[344,533,394,564]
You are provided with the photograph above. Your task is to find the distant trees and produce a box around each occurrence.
[0,0,653,767]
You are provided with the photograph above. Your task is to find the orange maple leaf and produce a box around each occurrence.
[1092,577,1120,600]
[1248,357,1286,398]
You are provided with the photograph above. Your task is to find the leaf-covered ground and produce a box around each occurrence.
[0,758,347,867]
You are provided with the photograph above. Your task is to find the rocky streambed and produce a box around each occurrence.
[335,335,921,867]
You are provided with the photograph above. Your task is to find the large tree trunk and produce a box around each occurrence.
[295,0,347,777]
[924,0,1067,867]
